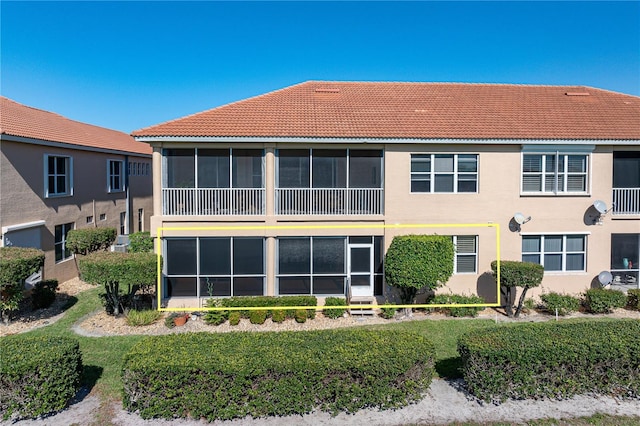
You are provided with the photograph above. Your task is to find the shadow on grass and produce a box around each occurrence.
[435,357,463,379]
[61,296,78,311]
[81,365,103,394]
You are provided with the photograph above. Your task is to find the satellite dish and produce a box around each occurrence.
[514,213,531,225]
[593,200,608,215]
[597,271,613,286]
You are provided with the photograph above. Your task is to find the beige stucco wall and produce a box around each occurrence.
[150,141,639,307]
[1,140,153,283]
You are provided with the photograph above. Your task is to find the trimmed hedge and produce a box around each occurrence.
[0,247,45,319]
[323,297,347,319]
[584,288,627,313]
[31,279,59,310]
[123,329,435,420]
[430,294,485,317]
[65,227,116,255]
[128,232,154,253]
[628,289,640,310]
[458,320,640,403]
[0,336,82,420]
[539,292,580,316]
[206,296,317,323]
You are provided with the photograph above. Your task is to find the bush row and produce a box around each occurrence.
[203,296,317,325]
[458,319,640,403]
[0,336,83,421]
[122,329,435,420]
[429,294,485,317]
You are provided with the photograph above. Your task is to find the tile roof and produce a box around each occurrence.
[1,97,151,155]
[132,81,640,140]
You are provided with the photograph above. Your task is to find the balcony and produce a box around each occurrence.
[612,188,640,216]
[162,188,265,216]
[276,188,383,215]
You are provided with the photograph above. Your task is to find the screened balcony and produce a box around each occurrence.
[276,149,384,216]
[162,148,264,216]
[612,152,640,216]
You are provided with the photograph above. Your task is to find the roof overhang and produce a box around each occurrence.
[133,136,640,146]
[1,133,152,157]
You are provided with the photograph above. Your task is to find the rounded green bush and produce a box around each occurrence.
[540,292,580,316]
[323,297,346,319]
[271,309,286,323]
[294,309,307,323]
[249,310,267,324]
[585,288,627,313]
[229,311,241,325]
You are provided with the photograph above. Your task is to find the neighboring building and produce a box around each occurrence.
[132,81,640,308]
[1,97,153,283]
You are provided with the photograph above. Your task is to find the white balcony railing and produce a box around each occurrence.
[162,188,265,216]
[612,188,640,216]
[276,188,383,215]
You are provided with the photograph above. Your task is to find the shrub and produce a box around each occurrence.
[271,309,285,323]
[128,232,154,253]
[212,296,317,319]
[0,336,82,420]
[458,320,640,403]
[584,288,627,314]
[385,235,454,306]
[491,260,544,318]
[126,309,161,326]
[31,279,59,310]
[380,305,397,319]
[294,309,307,323]
[323,297,346,319]
[430,293,485,317]
[78,251,160,316]
[0,247,45,322]
[203,299,228,325]
[229,311,241,325]
[540,292,580,316]
[65,227,116,255]
[249,310,267,325]
[627,289,640,310]
[122,329,435,420]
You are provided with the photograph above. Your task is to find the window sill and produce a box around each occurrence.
[46,193,73,199]
[519,192,590,197]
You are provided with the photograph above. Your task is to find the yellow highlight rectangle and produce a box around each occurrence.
[156,223,501,312]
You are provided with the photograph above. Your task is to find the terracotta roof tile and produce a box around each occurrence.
[1,97,151,155]
[132,81,640,140]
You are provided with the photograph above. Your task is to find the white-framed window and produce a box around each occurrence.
[54,222,74,263]
[522,153,589,194]
[45,154,73,197]
[411,154,478,193]
[99,213,106,221]
[522,234,587,272]
[453,235,477,274]
[107,160,125,192]
[86,216,94,224]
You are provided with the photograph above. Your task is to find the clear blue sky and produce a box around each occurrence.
[2,1,639,133]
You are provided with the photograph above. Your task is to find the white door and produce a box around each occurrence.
[348,243,373,297]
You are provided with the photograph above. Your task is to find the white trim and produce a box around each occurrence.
[44,154,74,198]
[2,220,46,234]
[520,231,591,236]
[136,136,640,145]
[107,159,126,193]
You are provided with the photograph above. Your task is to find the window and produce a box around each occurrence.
[137,208,144,232]
[164,237,265,298]
[54,223,74,262]
[119,212,126,235]
[45,155,72,197]
[163,148,264,189]
[86,216,94,224]
[522,153,588,194]
[522,234,586,272]
[453,236,477,273]
[411,154,477,193]
[108,160,124,192]
[611,234,639,285]
[99,213,106,221]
